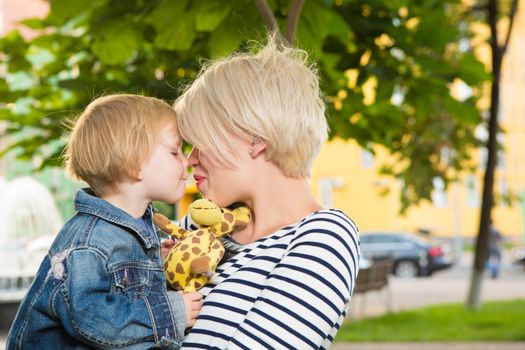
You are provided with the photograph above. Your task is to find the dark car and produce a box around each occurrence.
[360,232,453,278]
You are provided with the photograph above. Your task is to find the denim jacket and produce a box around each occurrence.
[7,189,186,349]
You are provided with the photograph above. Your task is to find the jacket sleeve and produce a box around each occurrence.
[55,248,185,349]
[225,211,360,349]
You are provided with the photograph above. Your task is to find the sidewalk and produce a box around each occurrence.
[349,251,525,319]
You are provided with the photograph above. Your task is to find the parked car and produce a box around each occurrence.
[360,232,453,278]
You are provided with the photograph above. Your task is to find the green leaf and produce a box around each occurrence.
[209,16,245,57]
[194,0,233,32]
[301,1,351,41]
[30,33,56,49]
[415,9,458,51]
[0,108,16,122]
[383,0,409,10]
[47,0,106,26]
[296,18,322,56]
[444,95,480,124]
[147,0,197,51]
[92,19,141,65]
[19,18,46,29]
[458,52,490,85]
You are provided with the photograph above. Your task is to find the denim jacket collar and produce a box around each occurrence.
[74,188,157,249]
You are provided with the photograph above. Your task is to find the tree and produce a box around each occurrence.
[466,0,519,310]
[0,0,488,212]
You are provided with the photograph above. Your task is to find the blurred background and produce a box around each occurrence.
[0,0,524,347]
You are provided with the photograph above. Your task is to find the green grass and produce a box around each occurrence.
[335,299,525,342]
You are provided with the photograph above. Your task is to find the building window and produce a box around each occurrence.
[318,177,344,208]
[432,177,447,208]
[498,178,509,207]
[497,150,506,170]
[479,148,488,171]
[497,134,506,170]
[466,175,480,208]
[361,149,374,169]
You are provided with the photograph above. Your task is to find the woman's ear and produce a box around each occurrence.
[249,138,266,158]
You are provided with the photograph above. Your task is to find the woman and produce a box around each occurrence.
[174,37,360,349]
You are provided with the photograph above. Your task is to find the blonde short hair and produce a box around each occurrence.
[175,38,328,178]
[65,94,177,195]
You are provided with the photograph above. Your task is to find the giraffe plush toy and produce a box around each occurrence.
[154,199,250,292]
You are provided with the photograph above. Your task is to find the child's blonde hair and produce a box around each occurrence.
[175,37,328,178]
[65,94,177,195]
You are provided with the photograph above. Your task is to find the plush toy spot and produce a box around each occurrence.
[224,213,234,223]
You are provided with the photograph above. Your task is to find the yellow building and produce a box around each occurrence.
[309,4,525,241]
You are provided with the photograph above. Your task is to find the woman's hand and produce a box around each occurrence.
[161,239,175,260]
[180,291,203,327]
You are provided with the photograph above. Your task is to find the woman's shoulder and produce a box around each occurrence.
[291,208,359,248]
[299,208,358,232]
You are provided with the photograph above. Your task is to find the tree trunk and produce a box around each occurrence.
[467,268,485,309]
[466,0,519,310]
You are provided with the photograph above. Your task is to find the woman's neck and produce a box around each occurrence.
[232,176,322,244]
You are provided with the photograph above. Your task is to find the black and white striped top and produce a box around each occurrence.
[181,209,360,349]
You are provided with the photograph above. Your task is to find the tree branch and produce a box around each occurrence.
[459,3,487,22]
[488,0,500,65]
[254,0,279,34]
[500,0,519,56]
[285,0,305,44]
[471,4,488,12]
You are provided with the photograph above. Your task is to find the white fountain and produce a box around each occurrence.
[0,176,63,302]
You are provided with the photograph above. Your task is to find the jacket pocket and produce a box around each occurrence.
[111,266,150,295]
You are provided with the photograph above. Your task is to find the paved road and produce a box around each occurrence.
[1,251,524,349]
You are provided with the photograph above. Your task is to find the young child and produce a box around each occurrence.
[7,94,201,349]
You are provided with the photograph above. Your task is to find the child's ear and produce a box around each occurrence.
[136,168,144,181]
[128,167,143,181]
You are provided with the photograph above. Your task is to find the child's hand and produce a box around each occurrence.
[161,239,175,260]
[180,291,202,327]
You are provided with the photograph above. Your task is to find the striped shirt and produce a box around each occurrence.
[181,209,360,349]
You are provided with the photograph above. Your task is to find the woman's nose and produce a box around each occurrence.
[187,147,199,167]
